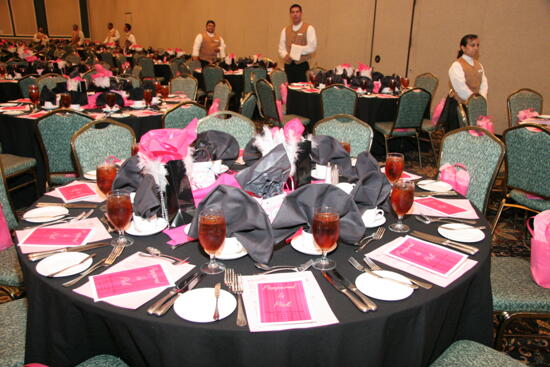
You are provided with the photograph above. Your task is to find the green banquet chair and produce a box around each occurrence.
[137,56,159,81]
[198,111,256,149]
[413,72,439,98]
[239,92,257,120]
[18,75,37,98]
[212,80,232,111]
[169,75,198,100]
[255,78,309,127]
[119,75,141,89]
[270,68,288,102]
[463,93,487,126]
[507,88,543,128]
[202,64,225,100]
[243,66,267,95]
[313,114,373,157]
[420,89,453,161]
[162,101,206,129]
[99,52,115,69]
[186,59,202,73]
[36,73,67,92]
[0,140,39,204]
[320,84,358,120]
[438,126,505,214]
[429,340,524,367]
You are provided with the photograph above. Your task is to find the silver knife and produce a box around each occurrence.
[28,242,110,261]
[330,269,377,311]
[415,191,457,197]
[46,253,96,278]
[321,271,370,312]
[410,231,479,255]
[148,272,205,316]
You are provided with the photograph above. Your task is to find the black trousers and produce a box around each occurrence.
[284,61,309,83]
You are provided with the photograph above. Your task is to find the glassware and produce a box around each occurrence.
[389,179,414,233]
[340,141,351,154]
[160,85,169,100]
[312,206,339,271]
[143,88,153,109]
[106,190,134,247]
[29,85,40,112]
[400,77,410,89]
[198,207,226,274]
[60,93,71,108]
[385,152,404,184]
[96,163,117,210]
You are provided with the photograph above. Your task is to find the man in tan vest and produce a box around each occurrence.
[192,20,226,66]
[278,4,317,83]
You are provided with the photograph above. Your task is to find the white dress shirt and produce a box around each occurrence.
[192,32,226,58]
[126,33,137,46]
[448,54,488,101]
[104,29,120,44]
[278,22,317,59]
[33,32,49,45]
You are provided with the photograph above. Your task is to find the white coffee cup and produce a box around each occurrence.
[133,214,156,233]
[362,208,384,225]
[70,104,80,110]
[133,100,145,108]
[44,101,55,109]
[314,164,328,178]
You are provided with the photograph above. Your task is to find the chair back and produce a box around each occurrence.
[202,65,224,93]
[162,101,206,129]
[239,92,257,120]
[71,119,136,176]
[313,114,373,157]
[99,52,115,68]
[137,57,155,78]
[212,80,232,111]
[393,88,431,129]
[187,59,202,72]
[36,109,93,184]
[413,72,439,97]
[178,62,191,76]
[19,75,37,98]
[244,66,267,94]
[169,76,198,100]
[119,75,141,89]
[320,84,358,119]
[0,164,17,229]
[503,123,550,198]
[270,69,288,101]
[255,78,279,123]
[507,88,543,127]
[65,53,81,65]
[439,126,505,213]
[115,54,127,68]
[198,111,255,149]
[37,73,67,92]
[464,93,487,125]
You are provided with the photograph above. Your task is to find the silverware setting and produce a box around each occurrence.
[348,257,419,289]
[225,268,247,327]
[62,245,124,287]
[330,269,377,311]
[415,215,477,225]
[414,191,458,197]
[355,227,385,253]
[321,271,371,312]
[410,231,479,255]
[364,256,432,289]
[254,259,314,274]
[28,242,110,261]
[46,253,96,278]
[140,247,189,265]
[213,283,221,321]
[147,271,205,316]
[22,209,94,230]
[35,203,98,209]
[439,224,486,231]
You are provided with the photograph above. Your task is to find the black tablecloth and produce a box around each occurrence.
[154,64,173,85]
[0,81,22,103]
[18,193,493,367]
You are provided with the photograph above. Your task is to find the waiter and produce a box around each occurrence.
[103,22,120,45]
[278,4,317,83]
[70,24,84,46]
[192,20,226,66]
[124,23,137,49]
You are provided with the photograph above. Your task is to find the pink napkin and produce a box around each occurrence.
[139,119,198,163]
[431,98,446,126]
[0,203,13,250]
[367,236,478,287]
[208,98,220,115]
[73,252,194,309]
[284,118,305,140]
[517,108,539,122]
[275,100,284,122]
[469,116,494,136]
[20,111,48,119]
[279,83,288,105]
[12,98,32,103]
[373,81,381,93]
[379,168,422,180]
[128,109,163,117]
[46,181,104,203]
[409,198,479,219]
[0,105,29,111]
[91,64,112,79]
[163,223,194,246]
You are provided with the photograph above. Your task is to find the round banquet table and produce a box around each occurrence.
[0,80,22,102]
[18,191,493,367]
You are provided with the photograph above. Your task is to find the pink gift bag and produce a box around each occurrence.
[528,211,550,288]
[0,203,13,250]
[192,174,240,207]
[438,163,470,196]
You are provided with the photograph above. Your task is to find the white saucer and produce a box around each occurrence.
[83,170,96,180]
[126,217,168,236]
[42,104,59,110]
[437,223,485,243]
[3,110,25,115]
[130,104,145,109]
[363,215,386,229]
[0,103,17,107]
[417,180,453,193]
[537,114,550,119]
[290,231,335,256]
[173,287,236,323]
[217,237,248,260]
[36,252,94,277]
[355,270,414,301]
[110,113,130,118]
[102,106,120,113]
[23,206,69,223]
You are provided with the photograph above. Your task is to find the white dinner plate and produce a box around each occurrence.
[102,106,120,113]
[0,103,17,107]
[36,252,94,278]
[3,110,25,115]
[110,113,130,118]
[310,168,326,180]
[126,217,168,236]
[355,270,414,301]
[536,114,550,119]
[290,231,335,256]
[83,170,97,180]
[130,104,145,110]
[173,287,236,323]
[23,206,69,223]
[437,223,485,243]
[417,180,453,193]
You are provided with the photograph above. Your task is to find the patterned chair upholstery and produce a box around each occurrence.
[0,141,38,198]
[492,124,550,232]
[65,53,82,66]
[137,57,157,80]
[202,65,224,94]
[119,75,141,89]
[320,84,358,119]
[71,120,136,176]
[439,126,505,213]
[99,52,115,68]
[507,88,543,127]
[0,298,27,367]
[198,111,255,149]
[76,355,130,367]
[18,75,37,98]
[464,93,487,125]
[374,88,431,168]
[421,89,453,161]
[36,73,67,92]
[212,80,232,111]
[255,78,309,127]
[244,66,267,94]
[36,109,93,186]
[169,76,198,100]
[314,114,373,157]
[186,59,202,72]
[162,101,206,129]
[429,340,524,367]
[491,257,550,350]
[413,72,439,98]
[270,68,288,101]
[239,92,257,120]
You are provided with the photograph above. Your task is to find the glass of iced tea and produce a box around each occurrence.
[160,85,169,100]
[60,93,71,108]
[385,152,404,184]
[340,141,351,154]
[143,88,153,109]
[198,207,226,274]
[29,85,40,112]
[96,163,117,197]
[389,179,414,233]
[312,206,339,270]
[107,190,134,247]
[400,77,410,89]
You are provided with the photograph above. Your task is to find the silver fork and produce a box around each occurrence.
[22,209,93,230]
[62,245,124,287]
[348,257,418,289]
[355,227,385,253]
[233,271,247,327]
[364,256,432,289]
[255,259,314,274]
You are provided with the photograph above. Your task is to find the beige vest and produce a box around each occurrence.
[452,57,483,103]
[285,23,310,64]
[199,32,221,63]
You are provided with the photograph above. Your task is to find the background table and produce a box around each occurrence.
[0,80,22,103]
[18,194,493,367]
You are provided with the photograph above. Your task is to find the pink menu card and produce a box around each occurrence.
[57,183,97,202]
[90,264,171,301]
[387,236,468,277]
[21,227,93,247]
[258,280,312,324]
[414,197,467,216]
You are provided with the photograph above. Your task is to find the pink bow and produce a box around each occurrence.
[341,63,351,68]
[275,100,284,122]
[208,98,220,115]
[92,64,112,79]
[517,108,539,122]
[283,118,305,141]
[431,98,446,126]
[358,63,372,71]
[138,119,198,163]
[468,115,494,136]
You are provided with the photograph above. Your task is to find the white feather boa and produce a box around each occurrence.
[253,127,303,176]
[137,147,194,192]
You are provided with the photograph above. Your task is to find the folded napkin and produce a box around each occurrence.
[470,115,494,136]
[187,185,274,264]
[163,223,193,246]
[271,183,364,244]
[517,108,539,122]
[351,152,391,211]
[193,130,239,164]
[311,135,354,177]
[39,86,56,104]
[208,98,220,115]
[94,91,125,108]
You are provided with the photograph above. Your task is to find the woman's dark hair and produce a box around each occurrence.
[457,34,478,58]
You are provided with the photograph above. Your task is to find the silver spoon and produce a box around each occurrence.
[141,247,189,265]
